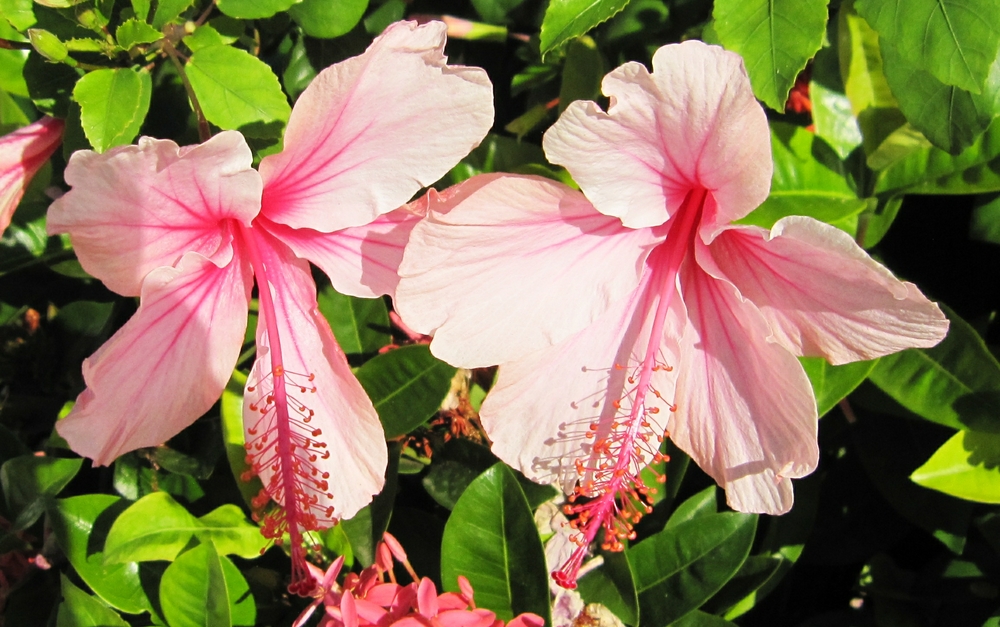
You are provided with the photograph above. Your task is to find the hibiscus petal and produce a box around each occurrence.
[706,217,950,364]
[543,40,770,233]
[481,273,674,492]
[0,116,63,235]
[258,20,493,233]
[396,174,661,368]
[244,233,386,521]
[668,253,818,515]
[262,203,422,300]
[57,251,252,465]
[47,132,261,296]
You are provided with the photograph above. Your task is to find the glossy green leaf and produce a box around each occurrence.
[810,34,863,159]
[700,555,782,617]
[115,18,161,49]
[1,0,35,30]
[197,505,268,559]
[217,0,297,19]
[57,575,129,627]
[801,357,878,416]
[422,460,483,510]
[317,286,390,356]
[221,371,262,511]
[858,194,901,248]
[440,463,550,622]
[629,512,757,627]
[104,492,201,564]
[159,543,232,627]
[151,0,193,28]
[669,611,738,627]
[577,550,638,625]
[182,24,232,52]
[714,0,829,110]
[970,193,1000,245]
[911,430,1000,503]
[855,0,1000,94]
[539,0,628,57]
[50,496,151,614]
[289,0,368,39]
[355,345,457,439]
[73,68,151,153]
[558,36,603,113]
[1,455,82,530]
[665,486,717,530]
[881,43,998,154]
[869,306,1000,433]
[185,45,291,138]
[741,123,867,229]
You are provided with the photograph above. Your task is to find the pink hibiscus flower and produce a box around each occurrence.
[1,116,64,235]
[46,21,493,594]
[394,40,948,587]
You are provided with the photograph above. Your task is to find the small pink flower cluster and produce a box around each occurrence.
[295,533,544,627]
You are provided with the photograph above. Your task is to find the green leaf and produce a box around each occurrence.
[855,0,1000,94]
[115,18,161,49]
[665,486,717,530]
[810,33,864,159]
[713,0,830,110]
[217,0,297,19]
[669,611,738,627]
[0,0,35,30]
[1,455,82,530]
[159,543,232,627]
[104,491,202,563]
[700,555,782,617]
[317,285,390,356]
[881,42,998,154]
[221,372,262,511]
[185,45,291,138]
[72,68,151,152]
[182,24,232,52]
[440,463,550,622]
[197,505,269,559]
[288,0,369,39]
[151,0,193,28]
[577,550,638,625]
[911,430,1000,503]
[340,441,399,567]
[471,0,526,25]
[801,357,878,416]
[355,344,457,439]
[869,306,1000,433]
[629,512,757,627]
[741,122,867,230]
[557,35,603,113]
[50,495,151,614]
[422,460,484,510]
[538,0,628,58]
[971,193,1000,245]
[57,575,129,627]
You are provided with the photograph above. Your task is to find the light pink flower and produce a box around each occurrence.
[394,40,948,587]
[0,116,63,235]
[46,21,492,594]
[294,533,545,627]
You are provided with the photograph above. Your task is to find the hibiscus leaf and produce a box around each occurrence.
[355,344,456,439]
[713,0,830,111]
[700,555,783,618]
[317,285,390,356]
[57,575,130,627]
[49,495,152,614]
[800,356,878,417]
[159,543,242,627]
[288,0,369,39]
[810,36,863,160]
[440,463,550,623]
[0,0,35,30]
[185,45,291,139]
[197,505,269,559]
[115,18,161,50]
[103,492,202,564]
[741,122,867,231]
[665,485,718,530]
[855,0,1000,94]
[538,0,629,58]
[216,0,298,19]
[72,68,151,153]
[628,512,756,626]
[557,35,603,113]
[880,42,999,155]
[869,306,1000,434]
[911,430,1000,504]
[577,550,639,625]
[1,455,82,530]
[151,0,193,28]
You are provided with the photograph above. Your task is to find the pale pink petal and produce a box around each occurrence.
[258,20,493,233]
[706,217,949,364]
[263,203,421,300]
[57,251,252,465]
[481,272,674,491]
[543,40,770,233]
[47,132,261,296]
[243,232,386,522]
[416,578,438,617]
[0,116,63,234]
[396,174,662,368]
[668,252,817,515]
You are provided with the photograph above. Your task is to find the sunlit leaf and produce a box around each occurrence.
[289,0,368,39]
[577,550,638,625]
[56,575,129,627]
[539,0,628,57]
[72,68,151,153]
[912,430,1000,504]
[801,357,878,416]
[217,0,298,19]
[317,285,390,356]
[159,543,235,627]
